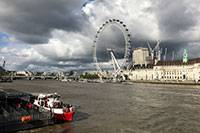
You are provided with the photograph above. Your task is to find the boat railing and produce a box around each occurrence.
[0,109,53,124]
[0,106,9,117]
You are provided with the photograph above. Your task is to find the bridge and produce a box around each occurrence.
[1,75,59,81]
[0,75,79,81]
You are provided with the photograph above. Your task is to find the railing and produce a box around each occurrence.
[0,105,53,124]
[0,111,55,132]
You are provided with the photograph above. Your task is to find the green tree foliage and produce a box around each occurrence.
[80,73,99,79]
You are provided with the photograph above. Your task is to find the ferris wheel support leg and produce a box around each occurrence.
[111,54,116,72]
[111,52,120,70]
[108,50,120,72]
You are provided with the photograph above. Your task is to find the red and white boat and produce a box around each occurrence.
[33,93,75,121]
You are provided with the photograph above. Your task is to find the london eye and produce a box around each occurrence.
[92,19,131,75]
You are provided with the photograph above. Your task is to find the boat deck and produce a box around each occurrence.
[0,89,56,132]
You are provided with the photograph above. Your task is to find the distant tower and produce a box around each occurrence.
[172,51,174,61]
[2,61,5,69]
[183,49,188,63]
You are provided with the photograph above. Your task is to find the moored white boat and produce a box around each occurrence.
[34,93,75,121]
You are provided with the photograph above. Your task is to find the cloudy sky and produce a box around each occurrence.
[0,0,199,72]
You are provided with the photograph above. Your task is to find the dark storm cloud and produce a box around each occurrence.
[92,0,200,64]
[131,39,189,60]
[151,0,200,41]
[97,26,126,62]
[0,0,88,44]
[151,0,200,60]
[129,0,200,61]
[16,57,94,72]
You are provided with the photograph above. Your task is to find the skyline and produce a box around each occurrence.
[0,0,199,72]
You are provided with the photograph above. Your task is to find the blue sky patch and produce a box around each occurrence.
[0,33,10,46]
[0,33,9,38]
[0,32,23,46]
[82,0,95,7]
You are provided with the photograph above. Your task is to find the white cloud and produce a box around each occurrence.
[0,44,48,70]
[33,29,92,60]
[0,28,95,71]
[82,0,160,41]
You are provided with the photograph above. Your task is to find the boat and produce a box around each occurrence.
[34,93,75,121]
[0,89,57,132]
[61,78,68,82]
[122,81,134,85]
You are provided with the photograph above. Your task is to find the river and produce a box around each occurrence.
[1,80,200,133]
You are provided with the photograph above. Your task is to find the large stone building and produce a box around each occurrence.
[128,58,200,82]
[132,47,151,66]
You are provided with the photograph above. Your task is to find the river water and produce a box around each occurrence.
[1,80,200,133]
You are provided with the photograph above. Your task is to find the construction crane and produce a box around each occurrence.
[159,48,163,60]
[147,40,162,64]
[163,48,168,61]
[154,40,162,61]
[147,43,155,64]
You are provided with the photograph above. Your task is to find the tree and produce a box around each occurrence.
[69,70,74,76]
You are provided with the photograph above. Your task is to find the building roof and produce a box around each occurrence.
[134,47,148,51]
[156,58,200,66]
[131,64,154,70]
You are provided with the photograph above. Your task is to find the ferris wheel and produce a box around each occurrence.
[93,19,131,73]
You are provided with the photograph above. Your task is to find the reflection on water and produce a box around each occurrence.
[18,110,90,133]
[18,122,74,133]
[72,111,90,121]
[59,123,74,133]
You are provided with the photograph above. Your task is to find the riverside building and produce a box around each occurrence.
[128,49,200,82]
